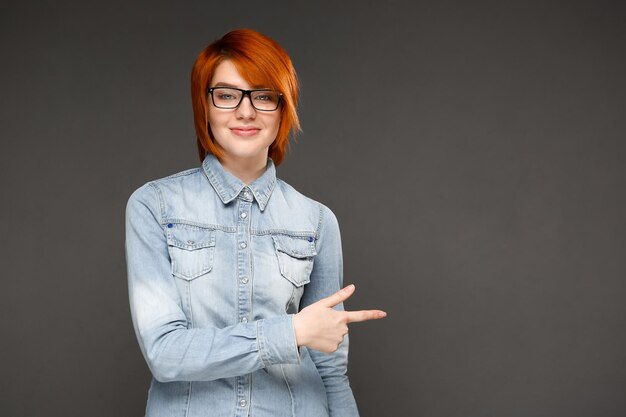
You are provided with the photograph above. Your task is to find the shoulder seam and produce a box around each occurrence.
[163,167,202,179]
[147,182,166,223]
[315,203,324,240]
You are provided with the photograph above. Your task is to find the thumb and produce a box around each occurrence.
[319,284,355,308]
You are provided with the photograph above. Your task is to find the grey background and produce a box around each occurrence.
[1,1,625,416]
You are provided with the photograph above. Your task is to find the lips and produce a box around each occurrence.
[231,127,261,136]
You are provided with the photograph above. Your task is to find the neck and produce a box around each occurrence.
[219,154,268,185]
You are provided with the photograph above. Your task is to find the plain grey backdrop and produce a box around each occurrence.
[1,1,625,416]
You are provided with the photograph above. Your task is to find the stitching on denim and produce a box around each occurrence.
[164,219,236,233]
[178,328,195,365]
[290,315,301,366]
[186,281,194,327]
[207,170,227,202]
[251,228,316,238]
[255,176,276,211]
[200,162,222,197]
[184,381,192,417]
[148,182,166,222]
[280,364,296,417]
[203,162,249,205]
[316,203,324,241]
[162,167,202,179]
[256,320,268,367]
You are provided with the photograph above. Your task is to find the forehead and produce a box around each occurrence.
[210,59,271,89]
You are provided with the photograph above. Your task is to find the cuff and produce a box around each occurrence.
[257,314,301,366]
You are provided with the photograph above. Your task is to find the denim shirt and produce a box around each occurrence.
[125,153,359,417]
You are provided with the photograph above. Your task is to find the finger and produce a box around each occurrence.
[344,309,387,323]
[319,284,356,308]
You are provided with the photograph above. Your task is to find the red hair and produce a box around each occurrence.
[191,29,301,166]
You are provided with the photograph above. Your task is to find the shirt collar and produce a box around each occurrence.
[202,153,277,212]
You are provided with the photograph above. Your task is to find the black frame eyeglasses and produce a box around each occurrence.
[207,87,283,112]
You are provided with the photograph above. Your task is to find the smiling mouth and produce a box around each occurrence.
[231,127,261,136]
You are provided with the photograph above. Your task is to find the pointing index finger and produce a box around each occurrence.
[344,309,387,323]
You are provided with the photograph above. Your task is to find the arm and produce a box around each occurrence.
[298,204,360,417]
[125,183,300,382]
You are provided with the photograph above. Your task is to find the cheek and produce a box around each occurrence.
[207,111,230,142]
[269,115,281,135]
[207,109,223,129]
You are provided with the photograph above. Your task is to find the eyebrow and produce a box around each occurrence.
[213,82,270,89]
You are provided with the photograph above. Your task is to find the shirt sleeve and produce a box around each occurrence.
[299,203,360,417]
[125,183,300,383]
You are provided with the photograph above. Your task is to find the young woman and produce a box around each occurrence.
[125,29,386,417]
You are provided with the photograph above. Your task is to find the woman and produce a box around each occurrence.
[125,29,386,417]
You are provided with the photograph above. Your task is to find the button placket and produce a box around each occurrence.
[235,194,252,416]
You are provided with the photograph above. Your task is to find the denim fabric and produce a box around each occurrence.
[125,153,359,417]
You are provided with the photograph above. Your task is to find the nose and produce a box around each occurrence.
[235,93,256,119]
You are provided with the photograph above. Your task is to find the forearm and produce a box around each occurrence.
[134,313,300,382]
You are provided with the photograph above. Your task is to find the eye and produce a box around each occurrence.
[253,92,278,102]
[218,93,236,100]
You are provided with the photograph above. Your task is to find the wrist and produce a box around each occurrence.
[293,313,306,347]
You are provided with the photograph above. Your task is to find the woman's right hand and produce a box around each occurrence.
[292,284,387,353]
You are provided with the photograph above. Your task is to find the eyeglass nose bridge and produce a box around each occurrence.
[236,90,256,110]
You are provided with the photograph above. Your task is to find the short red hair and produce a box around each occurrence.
[191,29,301,166]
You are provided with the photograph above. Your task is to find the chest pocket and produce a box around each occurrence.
[271,234,317,287]
[166,225,216,280]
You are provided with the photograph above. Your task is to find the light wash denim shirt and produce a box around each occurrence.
[125,153,359,417]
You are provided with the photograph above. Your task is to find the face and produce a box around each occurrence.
[207,60,281,168]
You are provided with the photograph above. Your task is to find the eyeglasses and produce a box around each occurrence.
[207,87,283,111]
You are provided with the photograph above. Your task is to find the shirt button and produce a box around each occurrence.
[243,192,251,200]
[239,399,247,407]
[239,242,247,249]
[241,277,249,284]
[240,212,247,219]
[240,317,248,323]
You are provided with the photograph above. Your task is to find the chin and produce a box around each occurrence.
[222,147,267,160]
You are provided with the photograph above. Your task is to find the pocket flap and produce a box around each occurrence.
[271,234,317,258]
[166,226,216,250]
[165,225,216,280]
